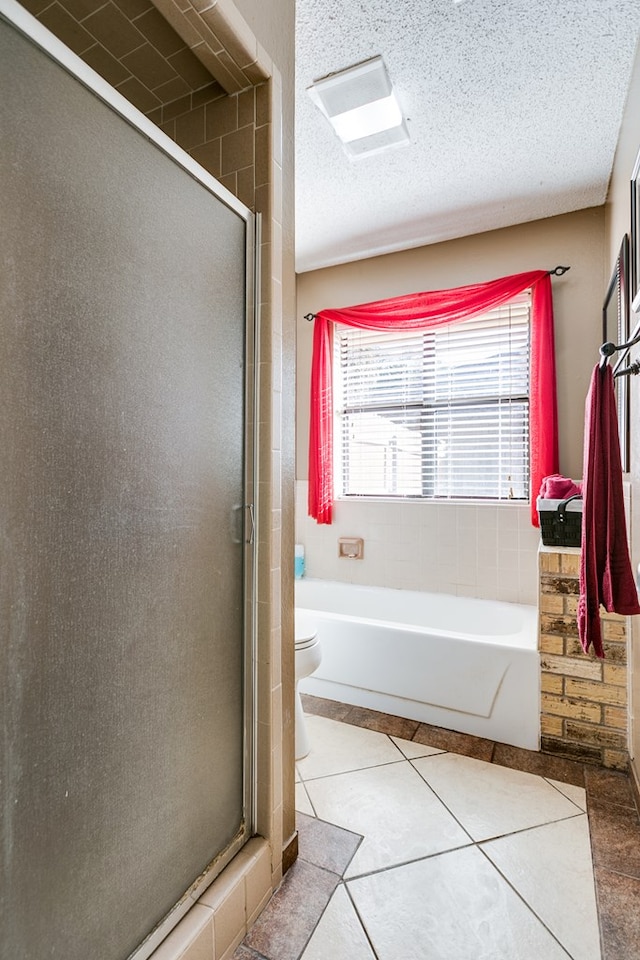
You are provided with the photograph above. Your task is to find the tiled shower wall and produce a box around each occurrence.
[296,481,541,606]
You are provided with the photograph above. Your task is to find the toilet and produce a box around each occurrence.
[294,610,322,760]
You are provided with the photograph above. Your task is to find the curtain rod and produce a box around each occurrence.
[303,265,571,321]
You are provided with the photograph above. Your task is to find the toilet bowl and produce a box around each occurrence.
[294,610,322,760]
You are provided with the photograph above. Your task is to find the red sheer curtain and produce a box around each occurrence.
[308,270,558,525]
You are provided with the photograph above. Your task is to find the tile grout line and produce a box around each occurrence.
[343,881,381,960]
[294,817,367,960]
[293,698,640,960]
[474,843,575,960]
[299,732,594,953]
[543,777,588,810]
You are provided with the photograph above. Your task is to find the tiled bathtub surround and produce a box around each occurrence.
[234,696,640,960]
[295,480,541,605]
[539,547,629,770]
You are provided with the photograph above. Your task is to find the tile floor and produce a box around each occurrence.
[235,696,640,960]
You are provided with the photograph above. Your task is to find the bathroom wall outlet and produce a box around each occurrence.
[338,537,364,559]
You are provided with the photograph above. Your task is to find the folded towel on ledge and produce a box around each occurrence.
[577,364,640,658]
[539,474,583,500]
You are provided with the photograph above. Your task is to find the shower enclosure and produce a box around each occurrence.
[0,5,257,958]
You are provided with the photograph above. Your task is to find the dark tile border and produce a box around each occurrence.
[296,812,362,876]
[593,866,640,959]
[241,858,339,960]
[300,694,640,960]
[234,814,361,960]
[493,741,586,787]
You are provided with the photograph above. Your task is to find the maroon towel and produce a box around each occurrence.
[577,364,640,657]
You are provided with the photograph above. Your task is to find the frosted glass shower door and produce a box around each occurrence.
[0,9,255,960]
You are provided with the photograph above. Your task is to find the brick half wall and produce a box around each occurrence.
[539,548,628,770]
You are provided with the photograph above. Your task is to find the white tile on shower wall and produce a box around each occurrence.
[452,557,478,590]
[385,558,425,592]
[435,503,458,537]
[418,524,438,557]
[456,511,478,548]
[384,537,418,564]
[517,550,539,606]
[390,524,420,548]
[332,498,368,526]
[307,551,341,582]
[418,537,438,582]
[455,503,478,530]
[497,504,521,527]
[497,512,519,553]
[418,512,438,542]
[496,548,522,603]
[517,516,542,604]
[454,580,480,599]
[434,563,458,595]
[395,501,426,531]
[455,531,478,581]
[294,482,541,605]
[477,520,499,555]
[515,502,534,528]
[296,480,309,512]
[476,503,499,528]
[476,576,497,604]
[436,534,458,568]
[476,561,499,601]
[477,538,498,560]
[348,558,379,586]
[368,561,389,588]
[518,521,538,552]
[365,522,394,543]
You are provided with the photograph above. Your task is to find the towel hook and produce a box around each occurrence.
[599,317,640,376]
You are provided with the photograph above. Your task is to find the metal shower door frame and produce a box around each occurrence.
[0,2,259,956]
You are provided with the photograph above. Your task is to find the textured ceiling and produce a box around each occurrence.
[295,0,640,273]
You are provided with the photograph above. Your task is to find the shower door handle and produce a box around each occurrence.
[245,503,255,544]
[230,503,255,544]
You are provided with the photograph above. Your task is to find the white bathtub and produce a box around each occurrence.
[296,579,540,750]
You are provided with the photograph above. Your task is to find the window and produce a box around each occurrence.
[334,294,531,501]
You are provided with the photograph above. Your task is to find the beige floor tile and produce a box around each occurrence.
[295,782,315,816]
[300,885,376,960]
[297,715,402,780]
[546,777,588,810]
[412,751,583,840]
[347,846,571,960]
[482,815,601,960]
[304,759,470,877]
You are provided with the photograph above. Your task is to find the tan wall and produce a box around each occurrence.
[604,37,640,785]
[605,39,640,269]
[297,207,605,484]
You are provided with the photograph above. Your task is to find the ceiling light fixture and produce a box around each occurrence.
[307,55,410,159]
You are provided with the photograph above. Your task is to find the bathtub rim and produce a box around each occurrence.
[295,578,538,650]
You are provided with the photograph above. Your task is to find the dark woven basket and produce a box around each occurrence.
[538,494,582,547]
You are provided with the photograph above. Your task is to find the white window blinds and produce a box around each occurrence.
[334,294,531,501]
